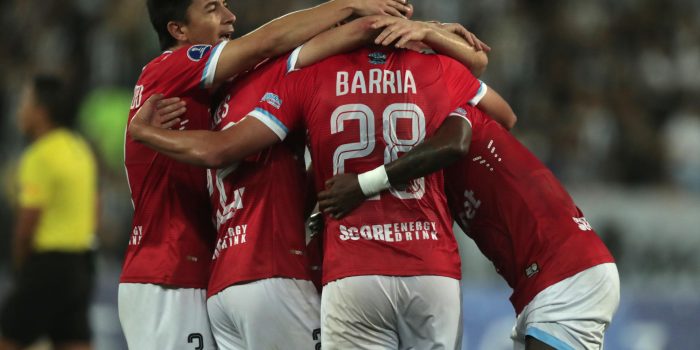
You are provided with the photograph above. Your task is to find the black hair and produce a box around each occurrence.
[147,0,194,51]
[32,75,76,128]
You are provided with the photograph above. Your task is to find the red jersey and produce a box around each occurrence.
[206,55,313,297]
[444,105,615,314]
[122,42,228,288]
[251,48,485,284]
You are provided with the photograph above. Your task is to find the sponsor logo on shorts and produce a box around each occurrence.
[187,45,212,61]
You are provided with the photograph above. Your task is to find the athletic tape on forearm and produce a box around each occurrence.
[357,165,390,197]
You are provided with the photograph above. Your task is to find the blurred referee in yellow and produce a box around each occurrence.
[0,75,96,350]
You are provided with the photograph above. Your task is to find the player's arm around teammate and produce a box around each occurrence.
[128,20,499,168]
[321,99,619,350]
[208,0,413,87]
[129,94,281,168]
[371,17,489,76]
[147,16,395,130]
[307,15,492,75]
[120,2,408,349]
[317,83,515,217]
[295,15,491,77]
[320,114,471,218]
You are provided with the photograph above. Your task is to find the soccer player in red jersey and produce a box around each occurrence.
[192,18,490,348]
[319,103,620,349]
[202,54,321,349]
[121,0,411,348]
[127,20,509,345]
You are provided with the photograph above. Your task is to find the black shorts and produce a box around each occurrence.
[0,251,94,346]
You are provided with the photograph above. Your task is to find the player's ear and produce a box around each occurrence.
[167,21,188,44]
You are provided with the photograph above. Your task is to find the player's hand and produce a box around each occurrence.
[154,97,188,129]
[318,173,367,219]
[372,17,430,48]
[129,94,160,140]
[427,21,491,52]
[308,212,325,235]
[351,0,412,19]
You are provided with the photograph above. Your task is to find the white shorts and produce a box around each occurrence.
[511,263,620,350]
[118,283,216,350]
[321,275,462,350]
[207,278,321,350]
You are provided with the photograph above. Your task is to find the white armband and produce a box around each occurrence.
[357,165,391,197]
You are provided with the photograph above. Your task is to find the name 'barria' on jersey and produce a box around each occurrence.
[336,69,417,96]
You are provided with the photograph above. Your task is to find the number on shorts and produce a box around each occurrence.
[330,103,426,200]
[187,333,203,350]
[312,328,321,350]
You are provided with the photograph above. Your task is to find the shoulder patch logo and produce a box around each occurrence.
[453,107,467,118]
[368,52,387,65]
[261,92,282,109]
[187,45,212,62]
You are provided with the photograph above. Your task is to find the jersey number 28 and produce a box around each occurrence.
[331,103,426,200]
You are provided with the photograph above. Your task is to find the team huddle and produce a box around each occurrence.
[121,0,620,349]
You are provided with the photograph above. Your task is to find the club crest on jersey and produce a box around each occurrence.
[261,92,282,109]
[187,45,212,61]
[368,52,387,64]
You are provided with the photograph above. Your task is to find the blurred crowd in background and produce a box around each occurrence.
[0,0,699,347]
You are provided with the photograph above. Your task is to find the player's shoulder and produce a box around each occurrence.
[390,48,453,74]
[464,105,485,117]
[463,105,488,125]
[20,141,43,166]
[62,131,95,160]
[319,46,377,68]
[231,55,307,98]
[247,55,291,81]
[430,52,465,72]
[142,44,214,74]
[20,131,59,168]
[17,145,43,182]
[171,44,215,63]
[33,129,67,153]
[137,51,173,82]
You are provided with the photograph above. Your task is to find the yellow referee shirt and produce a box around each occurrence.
[18,128,97,252]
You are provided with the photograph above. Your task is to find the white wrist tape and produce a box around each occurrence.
[357,165,390,197]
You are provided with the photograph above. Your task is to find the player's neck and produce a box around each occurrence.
[167,41,189,52]
[169,38,212,52]
[367,43,387,50]
[30,122,57,141]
